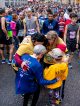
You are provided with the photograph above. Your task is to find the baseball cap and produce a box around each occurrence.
[49,48,63,59]
[56,44,66,52]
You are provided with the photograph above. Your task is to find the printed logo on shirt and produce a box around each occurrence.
[48,24,53,30]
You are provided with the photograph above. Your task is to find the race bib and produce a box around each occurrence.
[69,31,76,39]
[59,26,64,31]
[28,29,36,35]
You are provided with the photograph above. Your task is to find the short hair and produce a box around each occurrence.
[34,44,46,55]
[47,9,52,13]
[0,8,5,14]
[70,13,78,18]
[67,7,72,13]
[31,33,46,43]
[46,31,58,39]
[12,13,18,21]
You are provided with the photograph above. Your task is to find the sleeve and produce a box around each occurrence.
[14,53,22,66]
[34,66,57,85]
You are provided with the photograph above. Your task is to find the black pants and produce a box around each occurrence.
[60,80,66,99]
[23,86,40,106]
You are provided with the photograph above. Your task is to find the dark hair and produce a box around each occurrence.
[70,13,78,18]
[31,33,47,45]
[67,7,72,13]
[47,9,52,13]
[0,8,5,14]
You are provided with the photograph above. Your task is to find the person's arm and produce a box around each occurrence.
[76,28,79,49]
[1,17,9,39]
[34,66,57,85]
[35,17,40,33]
[54,21,60,35]
[41,21,47,34]
[14,53,22,66]
[64,25,68,44]
[23,19,27,36]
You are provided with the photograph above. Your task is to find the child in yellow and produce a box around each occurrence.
[44,48,68,106]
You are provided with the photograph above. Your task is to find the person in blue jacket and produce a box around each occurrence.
[15,44,58,106]
[41,11,59,35]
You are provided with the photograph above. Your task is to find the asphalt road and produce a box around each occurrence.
[0,53,80,106]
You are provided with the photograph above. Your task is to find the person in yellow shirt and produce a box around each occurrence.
[44,48,68,106]
[12,33,46,71]
[44,31,67,65]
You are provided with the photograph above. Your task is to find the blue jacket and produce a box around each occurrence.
[15,54,57,94]
[42,19,59,35]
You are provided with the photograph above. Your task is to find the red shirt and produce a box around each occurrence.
[65,19,72,25]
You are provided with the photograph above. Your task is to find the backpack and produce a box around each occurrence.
[10,21,16,30]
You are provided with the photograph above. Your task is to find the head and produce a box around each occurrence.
[70,13,78,24]
[46,31,58,45]
[48,12,53,21]
[49,48,63,61]
[26,8,32,17]
[60,11,64,17]
[33,44,47,61]
[47,9,52,15]
[12,13,18,21]
[0,8,5,16]
[31,33,46,46]
[19,12,24,20]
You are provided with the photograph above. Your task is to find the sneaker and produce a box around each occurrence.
[7,60,12,65]
[68,63,72,69]
[1,59,6,64]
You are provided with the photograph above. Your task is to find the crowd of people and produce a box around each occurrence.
[0,1,80,106]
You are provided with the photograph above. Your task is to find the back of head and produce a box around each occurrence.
[31,33,46,43]
[67,7,72,13]
[34,44,46,55]
[70,13,78,18]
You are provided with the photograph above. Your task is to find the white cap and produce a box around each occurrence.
[49,48,63,59]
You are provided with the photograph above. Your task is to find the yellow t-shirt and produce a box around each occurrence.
[44,63,68,89]
[16,36,34,56]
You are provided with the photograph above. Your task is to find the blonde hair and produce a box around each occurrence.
[47,31,58,39]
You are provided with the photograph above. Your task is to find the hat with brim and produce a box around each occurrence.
[48,48,63,59]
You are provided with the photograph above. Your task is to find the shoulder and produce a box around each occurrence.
[21,36,32,44]
[1,17,5,20]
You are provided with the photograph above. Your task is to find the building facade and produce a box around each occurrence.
[61,0,80,4]
[1,0,28,7]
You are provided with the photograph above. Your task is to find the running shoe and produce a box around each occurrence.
[1,59,6,64]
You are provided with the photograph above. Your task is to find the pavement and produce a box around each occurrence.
[0,53,80,106]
